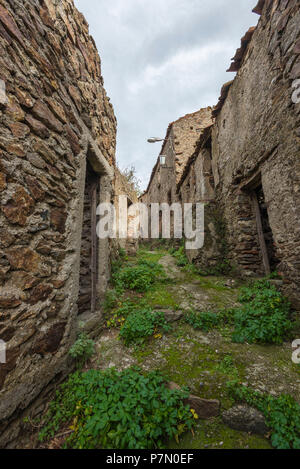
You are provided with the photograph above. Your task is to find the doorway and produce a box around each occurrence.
[78,161,99,315]
[253,185,279,273]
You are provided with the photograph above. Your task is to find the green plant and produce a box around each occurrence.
[105,299,140,329]
[69,333,95,368]
[120,308,172,346]
[118,247,127,259]
[113,260,165,293]
[103,289,118,312]
[232,280,292,344]
[39,367,196,449]
[184,311,219,332]
[227,381,300,449]
[217,355,238,377]
[171,246,189,267]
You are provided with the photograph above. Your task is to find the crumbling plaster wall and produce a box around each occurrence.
[0,0,116,446]
[212,0,300,303]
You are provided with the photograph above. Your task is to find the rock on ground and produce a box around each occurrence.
[222,405,269,436]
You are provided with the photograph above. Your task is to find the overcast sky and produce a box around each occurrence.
[74,0,258,190]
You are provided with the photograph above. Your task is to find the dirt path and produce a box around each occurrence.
[93,251,300,450]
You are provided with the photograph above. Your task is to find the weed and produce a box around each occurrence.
[184,311,219,332]
[232,279,293,344]
[120,308,172,346]
[69,333,95,368]
[39,367,196,449]
[113,260,166,293]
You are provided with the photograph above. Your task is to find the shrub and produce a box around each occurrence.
[184,311,219,332]
[232,280,292,344]
[113,260,165,293]
[120,308,171,346]
[39,367,195,449]
[103,289,118,312]
[69,333,95,368]
[227,381,300,449]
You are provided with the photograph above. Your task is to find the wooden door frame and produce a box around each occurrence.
[250,191,271,276]
[90,177,98,313]
[240,173,271,276]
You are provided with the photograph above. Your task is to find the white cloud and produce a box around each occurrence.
[128,42,233,95]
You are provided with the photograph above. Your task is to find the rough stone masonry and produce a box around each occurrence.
[0,0,117,446]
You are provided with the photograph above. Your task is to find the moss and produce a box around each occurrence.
[145,283,181,310]
[168,418,272,449]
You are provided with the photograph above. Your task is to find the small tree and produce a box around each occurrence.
[121,165,142,197]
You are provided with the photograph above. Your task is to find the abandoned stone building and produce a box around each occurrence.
[142,0,300,307]
[114,167,139,256]
[0,0,126,447]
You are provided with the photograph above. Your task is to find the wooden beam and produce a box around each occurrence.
[251,192,271,276]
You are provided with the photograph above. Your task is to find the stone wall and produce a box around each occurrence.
[212,0,300,304]
[143,108,213,227]
[177,126,226,270]
[0,0,116,447]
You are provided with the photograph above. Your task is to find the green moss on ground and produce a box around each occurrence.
[168,418,272,449]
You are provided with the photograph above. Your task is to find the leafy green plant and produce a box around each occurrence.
[232,280,292,344]
[113,260,165,293]
[120,308,171,346]
[39,367,196,449]
[227,381,300,449]
[184,311,219,332]
[69,333,95,368]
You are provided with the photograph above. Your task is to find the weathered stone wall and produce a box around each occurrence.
[212,0,300,303]
[144,108,213,209]
[173,108,213,185]
[177,129,226,270]
[0,0,116,446]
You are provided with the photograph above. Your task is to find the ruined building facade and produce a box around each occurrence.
[0,0,117,446]
[143,0,300,307]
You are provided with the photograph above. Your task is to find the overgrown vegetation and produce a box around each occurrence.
[120,308,172,346]
[232,279,293,344]
[169,245,189,267]
[184,311,219,332]
[39,367,196,449]
[227,381,300,449]
[183,279,293,345]
[113,259,166,293]
[69,333,95,368]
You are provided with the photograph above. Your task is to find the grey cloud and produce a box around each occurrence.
[74,0,258,189]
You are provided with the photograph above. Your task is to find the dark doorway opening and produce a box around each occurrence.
[241,173,279,276]
[78,161,99,315]
[254,185,279,273]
